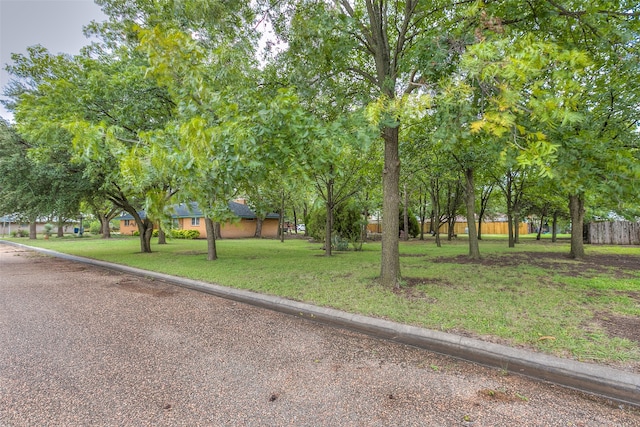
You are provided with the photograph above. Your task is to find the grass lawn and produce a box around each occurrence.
[4,233,640,368]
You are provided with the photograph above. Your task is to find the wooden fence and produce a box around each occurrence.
[367,221,529,236]
[588,221,640,245]
[433,221,529,235]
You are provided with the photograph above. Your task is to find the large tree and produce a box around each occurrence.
[478,1,640,258]
[6,38,176,253]
[269,0,459,286]
[0,119,89,237]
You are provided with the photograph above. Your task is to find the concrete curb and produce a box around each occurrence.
[3,240,639,407]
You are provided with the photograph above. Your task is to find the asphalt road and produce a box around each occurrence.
[1,244,639,426]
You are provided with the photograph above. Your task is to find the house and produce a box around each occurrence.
[0,215,73,236]
[119,200,280,239]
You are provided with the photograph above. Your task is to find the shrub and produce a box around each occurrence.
[332,234,350,251]
[307,202,366,250]
[169,229,200,239]
[399,207,420,238]
[43,223,54,237]
[11,229,29,237]
[334,202,366,250]
[307,207,326,242]
[89,221,101,234]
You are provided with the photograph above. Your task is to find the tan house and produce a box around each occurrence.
[119,200,280,238]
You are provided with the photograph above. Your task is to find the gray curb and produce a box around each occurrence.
[3,240,639,407]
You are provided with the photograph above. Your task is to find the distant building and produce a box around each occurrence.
[119,200,280,238]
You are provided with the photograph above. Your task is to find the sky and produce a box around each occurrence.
[0,0,106,121]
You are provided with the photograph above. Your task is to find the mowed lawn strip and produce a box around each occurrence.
[7,235,640,368]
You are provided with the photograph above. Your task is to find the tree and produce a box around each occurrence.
[309,114,374,256]
[269,0,459,286]
[477,1,640,258]
[5,37,176,253]
[0,119,89,238]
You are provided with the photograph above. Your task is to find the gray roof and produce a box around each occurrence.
[120,201,279,221]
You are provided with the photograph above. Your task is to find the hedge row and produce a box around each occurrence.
[132,229,200,239]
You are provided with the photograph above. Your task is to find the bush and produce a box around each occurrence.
[334,202,366,249]
[43,223,54,237]
[307,202,366,250]
[399,207,420,238]
[89,221,101,234]
[11,229,29,237]
[169,229,200,239]
[332,234,350,251]
[307,207,326,242]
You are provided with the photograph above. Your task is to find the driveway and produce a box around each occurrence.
[0,245,638,426]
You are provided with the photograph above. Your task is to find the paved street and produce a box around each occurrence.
[1,244,639,426]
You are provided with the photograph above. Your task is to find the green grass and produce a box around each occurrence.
[5,233,640,367]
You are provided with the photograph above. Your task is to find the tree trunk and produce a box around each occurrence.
[101,218,111,238]
[279,188,286,243]
[429,210,434,235]
[536,214,545,240]
[98,208,118,238]
[507,210,515,248]
[569,193,585,259]
[431,188,441,248]
[254,217,264,238]
[141,219,153,253]
[303,202,309,237]
[205,217,217,261]
[514,209,521,244]
[505,175,515,248]
[402,183,409,241]
[29,221,37,239]
[551,211,558,243]
[157,225,166,244]
[361,206,369,244]
[135,218,153,253]
[324,179,333,256]
[448,216,456,241]
[464,168,480,259]
[419,188,426,240]
[380,125,401,287]
[477,184,493,241]
[325,202,333,256]
[57,218,64,238]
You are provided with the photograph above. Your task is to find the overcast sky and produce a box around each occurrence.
[0,0,106,121]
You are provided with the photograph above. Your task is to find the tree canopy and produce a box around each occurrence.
[1,0,638,275]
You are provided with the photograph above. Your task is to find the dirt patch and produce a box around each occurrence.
[434,252,640,278]
[112,278,177,298]
[593,312,640,344]
[477,389,525,403]
[392,279,439,302]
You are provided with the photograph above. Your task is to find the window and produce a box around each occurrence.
[124,220,130,226]
[191,217,200,226]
